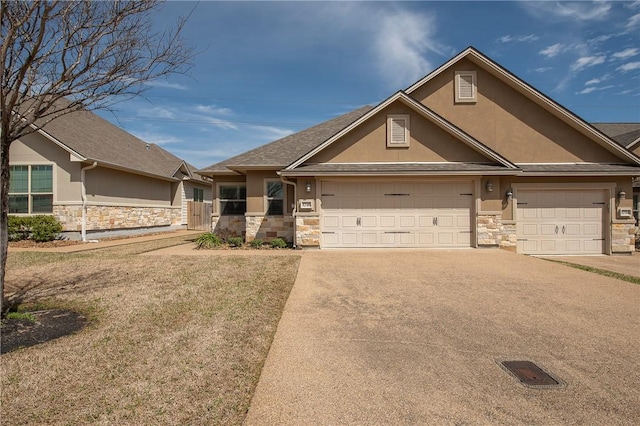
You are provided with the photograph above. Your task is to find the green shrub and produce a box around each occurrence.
[227,236,244,247]
[249,239,264,249]
[8,215,62,242]
[270,238,287,249]
[195,233,223,249]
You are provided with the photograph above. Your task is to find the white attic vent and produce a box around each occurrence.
[387,114,410,147]
[455,71,477,103]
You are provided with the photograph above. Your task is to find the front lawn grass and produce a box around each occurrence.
[1,237,301,425]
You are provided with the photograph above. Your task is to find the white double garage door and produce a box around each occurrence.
[320,181,606,254]
[321,181,473,248]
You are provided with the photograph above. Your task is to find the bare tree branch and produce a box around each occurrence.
[0,0,195,314]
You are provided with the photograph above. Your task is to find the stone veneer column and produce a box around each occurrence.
[296,214,321,247]
[244,214,294,243]
[476,213,516,251]
[611,222,637,254]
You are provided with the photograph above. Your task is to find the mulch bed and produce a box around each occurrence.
[1,310,87,354]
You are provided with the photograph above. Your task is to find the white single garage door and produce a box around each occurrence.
[321,181,473,248]
[516,190,606,255]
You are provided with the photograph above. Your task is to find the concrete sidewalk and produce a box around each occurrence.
[8,230,201,253]
[245,249,640,425]
[540,253,639,278]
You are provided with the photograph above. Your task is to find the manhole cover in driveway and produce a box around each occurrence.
[499,360,564,388]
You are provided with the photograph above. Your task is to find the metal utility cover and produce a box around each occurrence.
[501,360,561,387]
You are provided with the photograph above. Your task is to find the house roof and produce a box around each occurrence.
[30,100,207,183]
[591,123,640,149]
[285,91,518,171]
[281,162,519,177]
[405,47,640,165]
[197,106,373,174]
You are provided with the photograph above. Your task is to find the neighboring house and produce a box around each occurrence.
[592,123,640,224]
[198,47,640,255]
[9,104,212,240]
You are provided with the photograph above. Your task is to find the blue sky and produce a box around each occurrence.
[95,1,640,169]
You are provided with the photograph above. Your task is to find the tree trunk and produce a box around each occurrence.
[0,131,10,315]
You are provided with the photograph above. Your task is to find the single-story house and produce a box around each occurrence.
[9,103,212,240]
[198,46,640,255]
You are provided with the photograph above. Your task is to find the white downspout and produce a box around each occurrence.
[81,162,98,242]
[280,175,297,249]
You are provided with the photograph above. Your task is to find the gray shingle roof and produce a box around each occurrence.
[591,123,640,147]
[281,162,516,176]
[198,106,373,174]
[518,163,640,174]
[33,103,203,181]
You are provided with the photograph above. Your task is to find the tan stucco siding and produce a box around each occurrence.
[246,170,282,213]
[9,132,83,202]
[84,167,173,206]
[411,59,622,163]
[308,101,489,164]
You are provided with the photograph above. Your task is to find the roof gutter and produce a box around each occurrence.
[81,161,98,242]
[279,175,297,249]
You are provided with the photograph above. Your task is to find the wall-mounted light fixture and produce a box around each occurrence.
[485,181,493,192]
[506,188,513,202]
[305,182,312,193]
[618,190,626,201]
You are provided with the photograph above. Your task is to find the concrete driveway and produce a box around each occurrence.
[245,249,640,425]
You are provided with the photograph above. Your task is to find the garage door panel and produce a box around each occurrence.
[321,181,472,248]
[516,190,605,255]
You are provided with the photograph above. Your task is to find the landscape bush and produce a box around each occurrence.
[270,238,287,249]
[8,216,63,242]
[194,232,223,249]
[226,236,244,247]
[249,239,264,249]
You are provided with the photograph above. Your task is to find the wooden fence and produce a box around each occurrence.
[187,201,212,231]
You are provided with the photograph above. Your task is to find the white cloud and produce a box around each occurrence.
[136,106,176,120]
[585,74,611,85]
[626,13,640,29]
[496,34,539,43]
[617,61,640,72]
[248,125,294,141]
[195,105,234,115]
[576,84,615,95]
[533,67,553,73]
[373,9,446,87]
[570,55,606,71]
[143,80,188,90]
[131,130,181,145]
[522,1,611,22]
[588,34,615,44]
[540,43,565,58]
[612,48,640,60]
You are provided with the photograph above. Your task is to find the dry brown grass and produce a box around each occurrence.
[1,237,301,425]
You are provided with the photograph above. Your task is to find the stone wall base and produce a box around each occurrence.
[296,215,321,247]
[53,204,181,232]
[245,215,294,243]
[212,215,246,238]
[477,214,516,250]
[612,222,636,254]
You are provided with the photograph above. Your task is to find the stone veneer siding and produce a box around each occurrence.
[296,215,321,247]
[211,215,246,238]
[611,222,636,254]
[53,204,181,231]
[476,214,516,251]
[245,215,294,243]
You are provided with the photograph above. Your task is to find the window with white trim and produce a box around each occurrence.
[455,71,477,103]
[9,165,54,214]
[265,179,284,215]
[193,187,204,202]
[218,184,246,215]
[386,114,410,147]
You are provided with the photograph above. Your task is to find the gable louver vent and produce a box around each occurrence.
[387,114,410,147]
[455,71,477,103]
